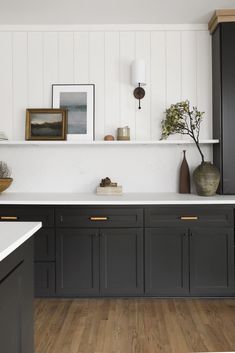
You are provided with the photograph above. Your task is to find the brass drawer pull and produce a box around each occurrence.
[89,217,108,221]
[180,216,198,221]
[0,216,18,220]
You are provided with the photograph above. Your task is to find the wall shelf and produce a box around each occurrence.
[0,139,219,146]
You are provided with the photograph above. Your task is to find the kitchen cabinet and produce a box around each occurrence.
[190,228,234,295]
[145,228,189,295]
[0,206,55,297]
[0,239,34,353]
[100,228,143,295]
[212,23,235,194]
[56,228,100,296]
[0,204,234,297]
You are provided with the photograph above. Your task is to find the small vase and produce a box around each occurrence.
[179,150,190,194]
[193,161,220,196]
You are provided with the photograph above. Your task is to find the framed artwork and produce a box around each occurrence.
[52,84,95,141]
[25,109,67,140]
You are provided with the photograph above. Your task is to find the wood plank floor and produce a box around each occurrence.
[35,298,235,353]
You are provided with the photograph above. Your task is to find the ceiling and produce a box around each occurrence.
[0,0,235,24]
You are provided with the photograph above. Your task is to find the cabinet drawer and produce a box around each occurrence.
[55,208,143,228]
[0,206,54,227]
[34,228,55,261]
[145,207,234,227]
[34,262,55,297]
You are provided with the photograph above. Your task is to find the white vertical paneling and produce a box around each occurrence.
[181,31,197,104]
[197,31,212,140]
[58,32,74,83]
[43,32,58,107]
[0,26,212,144]
[90,32,105,140]
[166,31,181,105]
[135,32,151,140]
[12,32,27,140]
[28,32,43,107]
[104,32,120,137]
[119,32,135,138]
[0,32,13,139]
[74,32,89,83]
[150,31,166,140]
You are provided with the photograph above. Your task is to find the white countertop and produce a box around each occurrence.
[0,222,42,262]
[0,192,235,205]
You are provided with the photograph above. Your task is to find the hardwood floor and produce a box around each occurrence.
[35,298,235,353]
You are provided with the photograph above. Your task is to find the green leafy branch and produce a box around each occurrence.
[161,100,205,162]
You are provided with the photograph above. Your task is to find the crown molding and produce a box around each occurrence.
[0,24,208,32]
[209,9,235,34]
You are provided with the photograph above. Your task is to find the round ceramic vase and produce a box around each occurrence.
[193,162,220,196]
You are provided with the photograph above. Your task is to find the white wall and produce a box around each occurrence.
[0,25,213,193]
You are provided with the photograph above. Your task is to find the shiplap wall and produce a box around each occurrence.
[0,25,213,193]
[0,25,212,141]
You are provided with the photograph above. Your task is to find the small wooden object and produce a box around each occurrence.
[104,135,115,141]
[0,178,13,192]
[97,177,122,195]
[179,150,190,194]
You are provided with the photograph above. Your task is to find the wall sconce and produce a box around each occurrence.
[131,59,146,109]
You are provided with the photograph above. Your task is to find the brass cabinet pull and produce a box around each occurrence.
[0,216,18,220]
[89,217,108,221]
[180,216,198,221]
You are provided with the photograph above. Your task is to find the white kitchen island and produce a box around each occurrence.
[0,222,41,353]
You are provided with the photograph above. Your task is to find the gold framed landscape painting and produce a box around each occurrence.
[25,109,67,140]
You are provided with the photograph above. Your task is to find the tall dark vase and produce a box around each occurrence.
[179,150,190,194]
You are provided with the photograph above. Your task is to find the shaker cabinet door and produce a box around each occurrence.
[190,227,234,295]
[145,228,189,296]
[56,228,99,296]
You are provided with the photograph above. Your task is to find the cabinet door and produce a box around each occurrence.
[190,228,234,295]
[145,228,189,295]
[100,229,143,295]
[56,229,99,296]
[34,228,55,261]
[35,262,55,297]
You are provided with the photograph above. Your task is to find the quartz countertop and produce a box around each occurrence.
[0,222,42,262]
[0,192,235,205]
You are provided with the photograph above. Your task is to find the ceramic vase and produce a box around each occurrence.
[193,161,220,196]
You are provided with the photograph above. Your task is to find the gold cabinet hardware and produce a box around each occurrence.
[89,217,108,221]
[180,216,198,221]
[0,216,18,220]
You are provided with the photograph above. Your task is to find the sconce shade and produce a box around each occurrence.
[131,59,146,86]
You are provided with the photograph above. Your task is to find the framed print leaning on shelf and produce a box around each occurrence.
[25,108,67,140]
[52,84,95,141]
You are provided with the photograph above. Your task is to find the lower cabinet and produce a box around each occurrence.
[56,229,100,296]
[100,229,143,295]
[145,227,234,296]
[56,228,143,296]
[0,240,34,353]
[190,228,234,295]
[145,228,189,295]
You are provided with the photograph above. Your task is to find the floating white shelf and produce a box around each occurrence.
[0,139,219,146]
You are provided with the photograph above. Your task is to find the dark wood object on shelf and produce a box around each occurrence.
[179,150,190,193]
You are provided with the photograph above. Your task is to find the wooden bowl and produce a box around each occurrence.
[0,178,13,192]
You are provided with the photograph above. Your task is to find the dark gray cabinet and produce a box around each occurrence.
[145,228,189,296]
[0,239,34,353]
[0,205,56,297]
[0,204,234,297]
[56,228,99,296]
[212,23,235,194]
[100,229,143,295]
[190,228,234,295]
